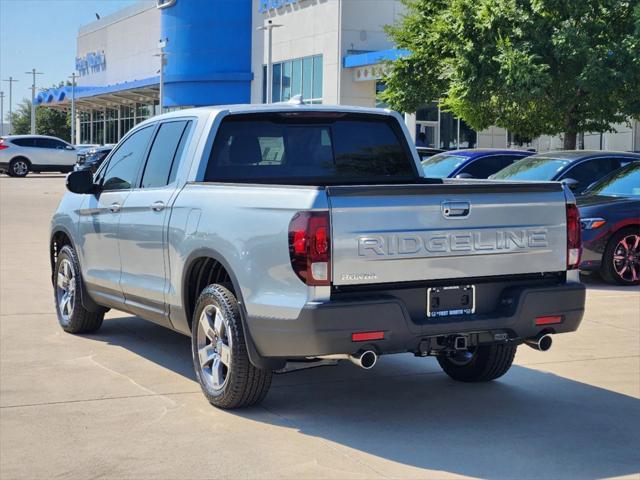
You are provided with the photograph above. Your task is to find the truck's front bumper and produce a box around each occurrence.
[249,281,586,358]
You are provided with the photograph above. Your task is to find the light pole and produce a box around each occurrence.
[2,76,18,135]
[0,91,4,136]
[25,68,44,134]
[154,38,168,113]
[69,73,77,144]
[257,20,282,104]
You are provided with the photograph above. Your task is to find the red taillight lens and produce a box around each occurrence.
[0,139,8,150]
[535,315,563,326]
[566,203,582,269]
[288,211,331,286]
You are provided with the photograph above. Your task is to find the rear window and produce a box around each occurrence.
[10,138,36,147]
[421,153,469,178]
[491,157,570,181]
[204,113,417,184]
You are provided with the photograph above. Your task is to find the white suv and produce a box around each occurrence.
[0,135,77,177]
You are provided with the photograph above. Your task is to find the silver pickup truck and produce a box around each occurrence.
[51,103,586,409]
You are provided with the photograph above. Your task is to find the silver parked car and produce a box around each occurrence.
[0,135,76,177]
[51,102,586,409]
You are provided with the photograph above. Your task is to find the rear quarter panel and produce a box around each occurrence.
[166,183,329,333]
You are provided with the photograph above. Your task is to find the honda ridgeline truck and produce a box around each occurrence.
[51,102,586,409]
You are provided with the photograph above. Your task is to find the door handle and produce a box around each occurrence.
[442,201,470,218]
[151,201,165,212]
[109,202,121,213]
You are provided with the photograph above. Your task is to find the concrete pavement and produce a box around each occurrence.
[1,175,639,479]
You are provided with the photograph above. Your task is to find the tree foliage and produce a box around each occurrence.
[381,0,640,148]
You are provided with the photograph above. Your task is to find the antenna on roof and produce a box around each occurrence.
[288,95,304,106]
[95,13,101,19]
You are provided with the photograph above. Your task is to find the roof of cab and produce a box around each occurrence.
[135,102,400,128]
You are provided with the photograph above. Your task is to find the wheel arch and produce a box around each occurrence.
[50,227,104,313]
[10,155,32,165]
[182,248,285,370]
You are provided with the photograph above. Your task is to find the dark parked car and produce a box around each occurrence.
[416,146,445,162]
[577,162,640,285]
[74,145,113,173]
[421,149,534,179]
[491,150,640,193]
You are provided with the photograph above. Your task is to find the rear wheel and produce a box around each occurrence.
[8,158,29,177]
[191,284,272,409]
[437,344,517,382]
[601,228,640,286]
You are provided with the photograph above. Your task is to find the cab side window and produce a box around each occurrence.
[461,155,523,178]
[140,120,192,188]
[101,126,154,191]
[564,158,621,192]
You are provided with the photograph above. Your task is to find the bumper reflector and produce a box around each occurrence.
[535,315,562,326]
[352,331,384,342]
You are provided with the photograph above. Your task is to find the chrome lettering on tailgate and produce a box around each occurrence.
[358,228,549,258]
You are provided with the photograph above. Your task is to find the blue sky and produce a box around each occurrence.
[0,0,153,115]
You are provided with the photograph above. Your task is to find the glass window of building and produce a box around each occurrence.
[80,112,91,144]
[93,110,105,145]
[106,108,119,144]
[263,55,323,104]
[121,106,135,138]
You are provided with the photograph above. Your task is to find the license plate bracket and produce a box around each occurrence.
[427,285,475,318]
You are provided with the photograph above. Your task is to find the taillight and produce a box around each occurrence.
[288,211,331,286]
[0,139,8,150]
[566,203,581,269]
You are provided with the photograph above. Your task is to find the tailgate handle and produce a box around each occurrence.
[442,201,470,218]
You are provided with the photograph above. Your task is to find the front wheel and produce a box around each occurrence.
[191,284,272,409]
[600,228,640,286]
[437,344,517,382]
[54,245,104,333]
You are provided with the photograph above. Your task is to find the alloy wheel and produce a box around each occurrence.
[12,160,28,176]
[613,234,640,283]
[196,304,232,391]
[56,259,76,324]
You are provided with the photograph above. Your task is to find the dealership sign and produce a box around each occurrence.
[259,0,303,13]
[76,51,106,76]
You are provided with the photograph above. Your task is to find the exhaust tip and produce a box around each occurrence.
[538,334,552,352]
[359,350,377,369]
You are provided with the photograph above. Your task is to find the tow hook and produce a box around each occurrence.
[454,335,469,351]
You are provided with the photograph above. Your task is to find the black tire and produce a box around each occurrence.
[54,245,104,333]
[437,344,517,382]
[600,227,640,286]
[8,158,30,177]
[191,284,272,409]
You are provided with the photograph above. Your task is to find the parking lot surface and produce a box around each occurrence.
[1,175,639,480]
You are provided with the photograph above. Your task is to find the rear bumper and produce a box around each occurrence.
[249,281,586,358]
[0,161,8,172]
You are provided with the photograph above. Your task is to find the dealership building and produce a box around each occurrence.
[37,0,639,152]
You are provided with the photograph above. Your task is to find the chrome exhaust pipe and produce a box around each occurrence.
[314,350,378,370]
[524,333,553,352]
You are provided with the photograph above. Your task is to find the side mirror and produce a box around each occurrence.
[455,173,474,179]
[562,178,579,189]
[65,145,75,151]
[66,170,96,194]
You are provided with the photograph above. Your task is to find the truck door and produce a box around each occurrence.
[78,125,155,305]
[117,120,192,326]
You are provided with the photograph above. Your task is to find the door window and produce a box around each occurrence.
[35,138,68,149]
[101,126,154,191]
[140,120,192,188]
[10,138,36,147]
[563,158,622,192]
[461,155,525,178]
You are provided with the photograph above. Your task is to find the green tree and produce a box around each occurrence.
[381,0,640,149]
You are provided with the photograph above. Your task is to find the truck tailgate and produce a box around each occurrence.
[328,182,568,286]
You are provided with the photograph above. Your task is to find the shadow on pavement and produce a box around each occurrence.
[89,315,640,480]
[580,272,640,293]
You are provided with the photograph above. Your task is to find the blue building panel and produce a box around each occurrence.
[343,48,410,68]
[160,0,253,107]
